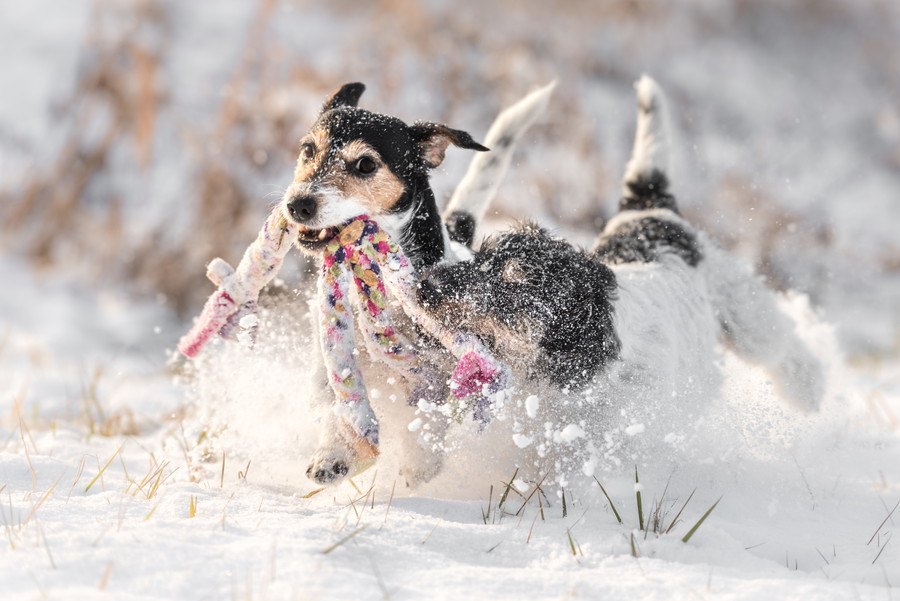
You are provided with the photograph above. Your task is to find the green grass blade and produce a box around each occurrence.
[634,466,644,531]
[682,496,722,543]
[665,488,696,534]
[593,476,622,524]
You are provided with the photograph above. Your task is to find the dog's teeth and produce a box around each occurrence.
[318,229,329,240]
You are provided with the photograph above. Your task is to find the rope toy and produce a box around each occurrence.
[177,209,298,358]
[178,209,509,445]
[319,216,508,445]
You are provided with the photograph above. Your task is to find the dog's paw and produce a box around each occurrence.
[306,453,351,485]
[305,420,379,486]
[399,448,444,488]
[773,347,826,413]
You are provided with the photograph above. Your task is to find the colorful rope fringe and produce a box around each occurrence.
[319,217,508,444]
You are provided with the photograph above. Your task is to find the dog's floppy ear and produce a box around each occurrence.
[322,82,366,113]
[410,122,489,168]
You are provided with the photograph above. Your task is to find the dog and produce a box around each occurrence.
[416,76,825,477]
[280,82,554,485]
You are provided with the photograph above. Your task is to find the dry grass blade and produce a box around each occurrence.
[514,473,548,516]
[867,497,900,545]
[482,485,493,525]
[189,495,197,518]
[383,479,396,525]
[25,473,64,523]
[301,487,324,499]
[872,535,892,564]
[85,444,124,493]
[629,532,639,558]
[665,489,696,534]
[593,476,622,524]
[498,468,518,511]
[144,501,161,521]
[526,512,539,544]
[682,497,722,543]
[37,521,55,569]
[322,525,368,555]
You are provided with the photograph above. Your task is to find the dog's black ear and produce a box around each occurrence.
[410,122,489,168]
[322,82,366,113]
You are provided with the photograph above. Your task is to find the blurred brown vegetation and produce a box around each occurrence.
[1,0,898,353]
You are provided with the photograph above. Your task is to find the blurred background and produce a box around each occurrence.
[1,0,899,361]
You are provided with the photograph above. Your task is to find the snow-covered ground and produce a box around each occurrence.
[2,1,899,599]
[2,253,899,599]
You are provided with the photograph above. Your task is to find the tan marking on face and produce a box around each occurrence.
[292,128,331,182]
[290,132,406,215]
[325,140,404,213]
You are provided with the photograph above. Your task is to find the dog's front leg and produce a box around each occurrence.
[304,301,380,486]
[398,403,451,488]
[306,409,379,485]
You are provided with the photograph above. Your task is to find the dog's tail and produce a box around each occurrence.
[443,81,556,247]
[620,75,678,213]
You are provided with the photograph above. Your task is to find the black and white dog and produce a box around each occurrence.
[279,82,554,485]
[417,77,825,473]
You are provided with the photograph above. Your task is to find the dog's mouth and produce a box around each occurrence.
[295,225,340,250]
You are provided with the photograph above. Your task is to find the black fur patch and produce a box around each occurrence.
[418,224,621,389]
[445,210,477,247]
[592,216,702,267]
[619,169,678,213]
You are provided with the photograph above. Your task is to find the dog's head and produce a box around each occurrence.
[281,82,488,252]
[418,224,620,384]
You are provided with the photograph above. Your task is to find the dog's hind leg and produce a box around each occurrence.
[619,75,679,214]
[704,244,825,412]
[443,81,555,247]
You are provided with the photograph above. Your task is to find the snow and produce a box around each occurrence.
[525,394,540,419]
[625,423,646,436]
[5,258,897,600]
[2,1,900,599]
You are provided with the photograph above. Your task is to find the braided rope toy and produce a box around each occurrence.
[177,209,299,358]
[178,209,509,447]
[319,216,508,446]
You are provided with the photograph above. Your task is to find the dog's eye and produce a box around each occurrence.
[353,156,378,175]
[300,143,316,162]
[502,259,527,283]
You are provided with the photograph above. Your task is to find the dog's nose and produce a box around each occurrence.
[287,195,317,223]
